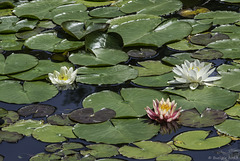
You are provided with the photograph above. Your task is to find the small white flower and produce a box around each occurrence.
[168,60,221,90]
[48,66,77,86]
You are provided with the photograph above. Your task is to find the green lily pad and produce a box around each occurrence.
[18,104,56,118]
[47,114,75,126]
[32,124,76,143]
[167,39,204,51]
[213,69,240,91]
[24,33,84,52]
[119,141,172,159]
[215,119,240,138]
[191,49,223,60]
[2,119,44,136]
[173,130,231,150]
[133,60,172,76]
[0,80,58,104]
[37,21,56,29]
[0,108,8,118]
[156,154,192,161]
[0,34,23,50]
[165,86,238,113]
[162,53,195,66]
[225,103,240,118]
[0,130,23,143]
[109,18,192,47]
[0,16,38,33]
[220,0,240,2]
[81,144,119,158]
[0,111,19,127]
[75,0,113,7]
[212,24,240,39]
[53,11,90,25]
[13,0,73,20]
[179,108,227,128]
[69,108,116,124]
[69,48,128,66]
[55,149,77,156]
[83,88,168,117]
[73,118,160,144]
[29,153,61,161]
[10,60,73,81]
[89,7,125,18]
[120,0,182,16]
[85,32,123,51]
[45,144,62,153]
[62,21,109,40]
[190,33,230,46]
[16,27,44,40]
[0,53,38,75]
[132,72,174,87]
[180,19,212,34]
[45,142,84,153]
[127,48,157,58]
[76,65,138,85]
[195,11,240,25]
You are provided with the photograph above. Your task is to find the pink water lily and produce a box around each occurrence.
[145,98,181,122]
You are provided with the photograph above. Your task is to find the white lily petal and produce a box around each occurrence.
[204,76,222,82]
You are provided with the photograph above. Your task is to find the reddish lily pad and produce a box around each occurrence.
[69,108,116,124]
[179,108,227,128]
[18,104,56,118]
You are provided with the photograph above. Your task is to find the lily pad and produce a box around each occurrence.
[69,48,128,66]
[0,130,23,143]
[0,111,19,127]
[10,60,73,81]
[69,108,116,123]
[156,154,192,161]
[47,114,75,126]
[191,49,223,60]
[0,80,58,104]
[120,0,182,16]
[179,108,227,128]
[225,103,240,118]
[83,88,168,117]
[119,141,172,159]
[0,53,38,75]
[162,53,195,66]
[190,33,230,46]
[53,11,90,25]
[32,124,76,143]
[180,19,212,34]
[89,7,125,18]
[81,144,119,158]
[24,33,84,52]
[29,153,61,161]
[75,0,113,7]
[73,118,160,144]
[212,24,240,39]
[165,86,238,113]
[215,119,240,138]
[76,65,138,85]
[2,119,44,136]
[18,104,56,118]
[167,39,204,51]
[133,60,172,76]
[173,130,231,150]
[195,11,240,25]
[127,48,157,58]
[0,108,8,118]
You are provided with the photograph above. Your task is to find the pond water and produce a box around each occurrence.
[1,0,240,161]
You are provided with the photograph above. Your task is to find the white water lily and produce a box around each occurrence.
[168,60,221,90]
[48,66,77,86]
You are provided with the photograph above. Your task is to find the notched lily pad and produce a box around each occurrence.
[191,49,223,60]
[190,33,230,46]
[69,108,116,124]
[0,130,23,143]
[18,104,56,118]
[179,108,227,128]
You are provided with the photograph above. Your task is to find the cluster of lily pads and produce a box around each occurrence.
[1,0,240,160]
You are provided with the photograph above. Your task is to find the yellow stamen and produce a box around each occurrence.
[58,75,68,81]
[160,103,171,112]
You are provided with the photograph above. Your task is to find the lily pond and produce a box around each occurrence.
[1,0,240,161]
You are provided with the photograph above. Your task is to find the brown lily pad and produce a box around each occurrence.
[190,33,230,46]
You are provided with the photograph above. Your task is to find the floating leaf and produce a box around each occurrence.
[0,130,23,143]
[173,130,231,150]
[212,24,240,39]
[165,86,238,113]
[220,0,240,2]
[69,48,128,66]
[190,33,229,46]
[195,11,240,25]
[178,7,210,18]
[16,27,44,40]
[133,61,172,76]
[0,108,8,118]
[179,108,227,128]
[37,20,56,28]
[0,54,38,75]
[18,104,56,118]
[89,7,125,18]
[215,119,240,138]
[0,34,23,50]
[53,11,90,25]
[29,153,61,161]
[73,118,160,144]
[167,39,204,51]
[83,88,168,117]
[10,60,73,81]
[120,0,182,16]
[75,0,114,7]
[2,119,44,136]
[0,111,19,127]
[81,144,119,158]
[156,154,192,161]
[225,103,240,118]
[180,19,212,34]
[0,81,58,104]
[45,144,62,153]
[32,124,76,143]
[162,53,195,66]
[24,33,84,52]
[76,65,138,85]
[47,114,75,126]
[127,48,157,58]
[191,49,223,60]
[119,141,172,159]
